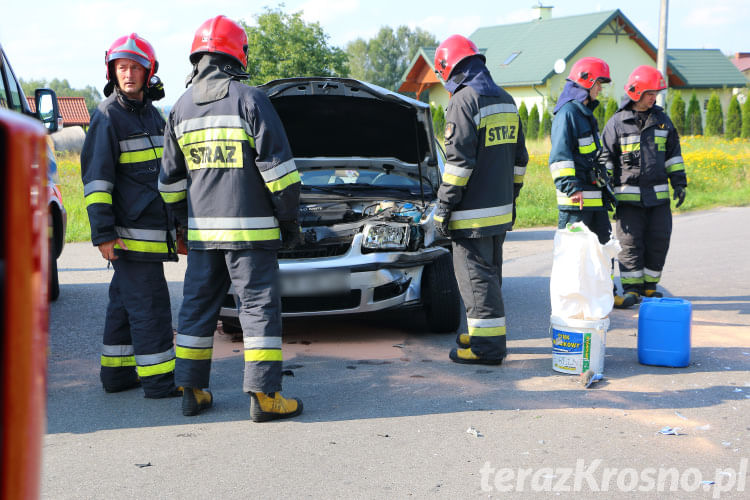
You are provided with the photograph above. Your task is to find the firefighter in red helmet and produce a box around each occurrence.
[600,65,687,307]
[81,33,180,398]
[160,15,304,421]
[433,34,529,365]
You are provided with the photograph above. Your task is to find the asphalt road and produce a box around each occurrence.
[44,207,750,499]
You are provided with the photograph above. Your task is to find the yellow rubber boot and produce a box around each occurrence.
[643,289,663,298]
[250,392,303,422]
[182,388,213,416]
[614,292,639,309]
[456,333,470,348]
[449,347,503,365]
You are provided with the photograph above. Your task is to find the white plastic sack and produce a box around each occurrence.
[550,222,621,320]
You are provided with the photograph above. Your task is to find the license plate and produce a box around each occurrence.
[280,270,350,296]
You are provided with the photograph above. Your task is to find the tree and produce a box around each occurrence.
[21,78,101,116]
[604,97,618,126]
[704,92,724,136]
[742,96,750,139]
[540,109,552,138]
[527,103,540,140]
[518,101,528,136]
[346,26,439,91]
[594,97,606,131]
[242,7,348,86]
[431,103,445,142]
[669,91,686,135]
[686,92,702,135]
[725,95,742,139]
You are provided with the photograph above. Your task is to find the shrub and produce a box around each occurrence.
[594,96,606,130]
[518,101,529,137]
[527,104,540,140]
[742,96,750,139]
[704,92,724,136]
[540,109,552,138]
[669,91,686,135]
[725,95,742,139]
[431,103,445,142]
[604,97,618,127]
[686,92,702,135]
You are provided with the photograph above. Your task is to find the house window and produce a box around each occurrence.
[502,52,521,66]
[703,99,709,111]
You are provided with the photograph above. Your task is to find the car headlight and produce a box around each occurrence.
[362,222,410,250]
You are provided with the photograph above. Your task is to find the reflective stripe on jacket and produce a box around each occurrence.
[600,104,687,207]
[160,78,300,250]
[80,92,175,261]
[549,99,605,211]
[438,86,528,238]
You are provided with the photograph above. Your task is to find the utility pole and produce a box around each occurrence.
[656,0,669,107]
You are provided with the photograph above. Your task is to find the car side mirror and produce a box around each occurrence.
[35,88,60,133]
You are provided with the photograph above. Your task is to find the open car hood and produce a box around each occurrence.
[258,77,439,174]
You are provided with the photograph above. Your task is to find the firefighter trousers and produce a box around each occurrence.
[101,259,177,397]
[452,234,507,361]
[175,248,283,394]
[616,203,672,294]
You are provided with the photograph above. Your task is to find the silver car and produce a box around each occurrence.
[219,77,460,333]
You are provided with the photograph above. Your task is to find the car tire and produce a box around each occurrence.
[49,236,60,302]
[422,252,460,333]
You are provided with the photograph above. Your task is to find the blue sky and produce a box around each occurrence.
[1,0,746,106]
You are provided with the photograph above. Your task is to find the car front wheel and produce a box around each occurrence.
[421,252,461,333]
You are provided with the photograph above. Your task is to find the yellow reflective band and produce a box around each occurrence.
[433,214,444,223]
[557,196,603,207]
[266,170,301,193]
[656,191,670,200]
[468,325,507,337]
[119,148,162,164]
[442,172,470,186]
[181,140,245,170]
[136,359,175,377]
[448,213,512,230]
[176,346,213,361]
[578,143,596,154]
[115,238,169,254]
[644,275,660,283]
[480,113,519,146]
[621,277,644,285]
[85,192,112,206]
[178,128,254,148]
[101,355,136,367]
[666,163,685,174]
[244,349,283,362]
[514,175,524,183]
[551,168,576,179]
[160,191,187,203]
[621,143,641,153]
[188,228,281,242]
[616,193,641,202]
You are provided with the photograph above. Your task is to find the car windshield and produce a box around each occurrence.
[299,168,421,188]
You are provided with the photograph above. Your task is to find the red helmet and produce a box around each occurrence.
[625,65,666,101]
[190,15,248,68]
[434,34,485,81]
[105,33,158,83]
[567,57,611,89]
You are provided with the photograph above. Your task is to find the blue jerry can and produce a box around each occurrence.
[638,297,692,367]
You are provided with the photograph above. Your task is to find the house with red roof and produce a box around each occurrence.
[26,96,90,129]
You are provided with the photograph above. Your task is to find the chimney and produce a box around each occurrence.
[532,3,553,20]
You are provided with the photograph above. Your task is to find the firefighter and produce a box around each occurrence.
[160,15,303,421]
[549,57,613,246]
[433,34,529,365]
[600,66,687,307]
[81,33,180,398]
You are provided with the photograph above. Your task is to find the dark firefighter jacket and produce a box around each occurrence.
[159,56,300,250]
[600,101,687,207]
[549,82,605,211]
[438,64,528,239]
[81,90,176,261]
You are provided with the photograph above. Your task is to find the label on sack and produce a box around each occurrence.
[552,329,591,373]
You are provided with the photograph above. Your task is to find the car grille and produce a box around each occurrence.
[282,291,361,313]
[279,243,351,259]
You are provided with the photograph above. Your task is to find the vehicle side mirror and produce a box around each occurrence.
[35,88,60,133]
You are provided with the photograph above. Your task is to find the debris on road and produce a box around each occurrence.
[392,343,405,348]
[657,426,683,435]
[675,411,688,420]
[581,369,603,388]
[135,462,152,468]
[466,427,482,438]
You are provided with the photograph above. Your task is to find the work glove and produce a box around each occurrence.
[673,186,686,208]
[434,203,452,239]
[279,220,302,249]
[512,184,522,227]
